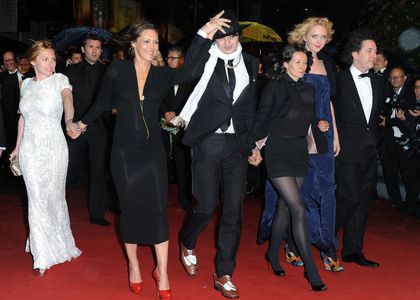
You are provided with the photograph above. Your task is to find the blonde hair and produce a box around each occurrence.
[288,17,334,45]
[153,50,165,67]
[27,40,56,62]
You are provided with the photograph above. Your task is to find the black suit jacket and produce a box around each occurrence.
[182,52,260,156]
[333,68,383,163]
[65,61,111,130]
[0,72,19,120]
[0,103,6,148]
[0,72,20,148]
[161,81,197,115]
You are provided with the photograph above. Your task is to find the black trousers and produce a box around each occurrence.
[377,129,403,203]
[396,145,420,213]
[173,139,192,208]
[181,133,248,277]
[67,125,111,219]
[335,145,377,257]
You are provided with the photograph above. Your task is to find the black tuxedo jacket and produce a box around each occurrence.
[333,68,383,163]
[65,61,111,130]
[182,52,260,156]
[0,103,6,148]
[161,81,197,116]
[0,72,19,119]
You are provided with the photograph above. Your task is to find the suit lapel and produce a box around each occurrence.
[233,54,254,106]
[368,74,380,125]
[344,69,368,124]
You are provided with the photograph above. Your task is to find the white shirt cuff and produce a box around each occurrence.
[197,29,208,39]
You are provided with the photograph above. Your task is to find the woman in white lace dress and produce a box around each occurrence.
[9,40,81,277]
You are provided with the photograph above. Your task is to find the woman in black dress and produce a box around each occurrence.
[251,44,328,291]
[75,12,230,299]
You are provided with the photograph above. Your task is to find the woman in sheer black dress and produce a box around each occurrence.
[251,44,329,291]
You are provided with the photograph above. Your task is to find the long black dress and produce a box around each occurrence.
[81,35,210,244]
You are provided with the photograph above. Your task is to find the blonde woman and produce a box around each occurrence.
[9,40,81,277]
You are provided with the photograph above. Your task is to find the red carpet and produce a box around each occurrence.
[1,186,420,300]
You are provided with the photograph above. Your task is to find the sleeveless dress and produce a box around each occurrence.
[300,73,338,253]
[19,73,81,270]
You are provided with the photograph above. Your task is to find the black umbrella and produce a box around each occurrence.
[52,26,113,51]
[0,36,29,55]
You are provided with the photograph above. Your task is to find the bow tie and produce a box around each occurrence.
[359,73,370,79]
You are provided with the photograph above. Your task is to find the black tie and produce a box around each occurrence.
[359,72,369,79]
[227,59,236,98]
[220,59,236,132]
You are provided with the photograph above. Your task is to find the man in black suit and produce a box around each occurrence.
[378,67,415,208]
[379,67,417,215]
[0,104,6,157]
[178,10,261,298]
[0,51,19,153]
[65,34,112,226]
[161,45,195,210]
[333,29,382,267]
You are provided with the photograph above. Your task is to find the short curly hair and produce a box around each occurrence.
[341,28,375,65]
[287,17,334,45]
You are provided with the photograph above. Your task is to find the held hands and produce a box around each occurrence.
[248,148,263,166]
[317,120,329,133]
[165,111,176,123]
[66,120,87,139]
[200,10,231,40]
[396,109,406,121]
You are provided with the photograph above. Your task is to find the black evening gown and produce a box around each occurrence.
[81,36,209,244]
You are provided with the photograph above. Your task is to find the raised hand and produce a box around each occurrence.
[200,10,231,40]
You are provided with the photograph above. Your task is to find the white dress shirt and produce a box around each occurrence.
[350,65,373,122]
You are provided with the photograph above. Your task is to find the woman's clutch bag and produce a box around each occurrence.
[10,156,22,176]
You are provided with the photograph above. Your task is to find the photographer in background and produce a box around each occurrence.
[379,68,418,216]
[395,78,420,217]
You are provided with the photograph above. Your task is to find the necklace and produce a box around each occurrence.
[226,55,241,69]
[139,95,150,140]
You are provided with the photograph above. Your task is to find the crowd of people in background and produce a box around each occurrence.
[0,8,419,299]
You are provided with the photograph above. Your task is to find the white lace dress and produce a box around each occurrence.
[19,73,81,270]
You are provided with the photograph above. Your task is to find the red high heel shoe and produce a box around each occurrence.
[129,281,143,294]
[152,269,172,300]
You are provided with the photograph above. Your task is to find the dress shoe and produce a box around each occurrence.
[129,281,143,294]
[33,268,46,278]
[265,252,286,276]
[89,217,111,226]
[304,272,327,292]
[180,243,197,276]
[342,253,379,267]
[285,243,304,267]
[214,273,239,299]
[152,269,172,300]
[321,253,344,272]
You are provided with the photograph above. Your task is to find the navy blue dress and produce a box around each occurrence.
[299,73,338,253]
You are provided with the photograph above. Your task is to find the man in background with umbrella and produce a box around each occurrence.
[65,33,113,226]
